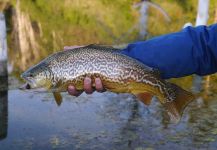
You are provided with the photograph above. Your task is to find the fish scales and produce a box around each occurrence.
[20,44,195,123]
[45,46,150,85]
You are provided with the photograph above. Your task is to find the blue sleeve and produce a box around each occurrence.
[121,24,217,79]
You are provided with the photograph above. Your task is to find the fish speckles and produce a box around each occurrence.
[34,44,176,103]
[21,44,195,124]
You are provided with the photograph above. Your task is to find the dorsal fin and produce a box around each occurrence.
[85,44,118,51]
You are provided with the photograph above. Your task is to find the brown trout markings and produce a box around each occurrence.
[21,44,195,123]
[49,48,175,103]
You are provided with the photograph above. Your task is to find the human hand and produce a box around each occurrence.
[64,46,105,96]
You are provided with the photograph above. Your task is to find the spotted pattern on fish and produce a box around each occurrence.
[32,45,175,103]
[21,44,195,124]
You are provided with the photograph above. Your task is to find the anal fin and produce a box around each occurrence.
[53,92,62,106]
[136,93,153,105]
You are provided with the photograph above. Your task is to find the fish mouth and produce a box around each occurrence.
[19,74,47,92]
[19,75,36,90]
[19,83,31,90]
[19,83,47,92]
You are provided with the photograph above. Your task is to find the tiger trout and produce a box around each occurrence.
[20,44,195,123]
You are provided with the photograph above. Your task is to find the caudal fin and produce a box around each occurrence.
[164,83,195,124]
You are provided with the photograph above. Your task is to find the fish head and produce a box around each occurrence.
[20,63,52,90]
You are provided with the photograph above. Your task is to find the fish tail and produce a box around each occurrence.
[164,83,195,124]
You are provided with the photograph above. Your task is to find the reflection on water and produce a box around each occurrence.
[0,75,217,149]
[0,76,8,140]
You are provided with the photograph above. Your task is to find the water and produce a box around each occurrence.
[1,76,217,150]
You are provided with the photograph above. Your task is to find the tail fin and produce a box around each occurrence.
[164,83,195,124]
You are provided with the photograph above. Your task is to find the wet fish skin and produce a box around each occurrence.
[22,45,155,91]
[21,44,194,123]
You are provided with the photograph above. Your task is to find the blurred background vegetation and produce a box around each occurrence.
[0,0,216,72]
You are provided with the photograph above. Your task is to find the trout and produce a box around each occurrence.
[20,44,194,123]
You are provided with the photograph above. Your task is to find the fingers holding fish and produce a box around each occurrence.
[84,77,94,94]
[84,77,105,93]
[95,78,105,92]
[67,77,105,96]
[67,85,83,97]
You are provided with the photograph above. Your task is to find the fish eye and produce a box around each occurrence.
[29,73,33,77]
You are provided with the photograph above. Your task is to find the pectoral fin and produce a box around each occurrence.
[136,93,153,105]
[53,92,62,106]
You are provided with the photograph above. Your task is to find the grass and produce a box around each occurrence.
[2,0,217,73]
[17,0,138,51]
[6,0,217,51]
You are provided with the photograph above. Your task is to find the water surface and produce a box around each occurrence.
[1,76,217,150]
